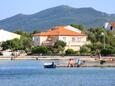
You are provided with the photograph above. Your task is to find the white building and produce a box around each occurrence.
[104,22,115,30]
[0,29,20,42]
[33,25,88,51]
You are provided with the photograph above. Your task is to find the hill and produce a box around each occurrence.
[0,5,115,32]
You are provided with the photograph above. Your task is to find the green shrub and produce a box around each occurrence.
[111,48,115,55]
[32,46,48,55]
[0,52,3,56]
[65,49,77,56]
[101,49,112,56]
[80,46,91,55]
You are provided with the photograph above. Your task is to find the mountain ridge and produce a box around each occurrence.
[0,5,115,32]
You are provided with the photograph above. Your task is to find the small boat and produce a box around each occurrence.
[43,62,56,68]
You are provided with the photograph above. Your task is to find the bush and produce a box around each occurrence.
[32,46,48,55]
[65,49,77,56]
[80,46,91,55]
[0,52,3,56]
[53,40,66,54]
[101,49,112,56]
[111,48,115,55]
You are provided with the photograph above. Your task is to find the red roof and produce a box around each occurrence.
[33,26,85,36]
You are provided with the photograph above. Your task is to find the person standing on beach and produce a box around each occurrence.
[67,59,76,67]
[76,59,81,67]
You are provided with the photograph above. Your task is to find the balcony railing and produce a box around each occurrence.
[42,41,54,46]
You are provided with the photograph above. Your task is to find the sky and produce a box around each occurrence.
[0,0,114,20]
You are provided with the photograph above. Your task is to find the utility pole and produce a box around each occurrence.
[101,32,105,49]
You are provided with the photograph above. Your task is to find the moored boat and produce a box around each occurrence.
[43,62,56,68]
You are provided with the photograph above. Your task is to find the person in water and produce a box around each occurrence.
[67,59,76,67]
[76,59,81,67]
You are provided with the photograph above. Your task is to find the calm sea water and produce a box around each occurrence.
[0,60,115,86]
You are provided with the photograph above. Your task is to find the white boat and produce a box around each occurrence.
[43,62,56,68]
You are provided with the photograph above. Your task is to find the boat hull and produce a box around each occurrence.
[44,63,56,68]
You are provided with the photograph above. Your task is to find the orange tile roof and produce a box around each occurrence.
[110,22,115,28]
[33,26,85,36]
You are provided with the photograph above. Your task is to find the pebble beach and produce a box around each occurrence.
[0,56,115,67]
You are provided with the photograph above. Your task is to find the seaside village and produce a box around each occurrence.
[0,22,115,67]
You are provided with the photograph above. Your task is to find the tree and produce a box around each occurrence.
[65,49,77,56]
[1,36,32,51]
[87,27,106,43]
[71,24,84,31]
[14,29,32,38]
[84,26,115,56]
[14,30,32,51]
[1,40,12,50]
[101,49,112,56]
[32,28,40,34]
[80,45,91,55]
[87,32,96,42]
[32,46,48,55]
[20,36,32,51]
[1,38,21,50]
[53,40,66,54]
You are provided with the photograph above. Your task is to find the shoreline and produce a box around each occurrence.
[0,56,115,61]
[0,55,115,60]
[0,56,115,67]
[56,63,115,67]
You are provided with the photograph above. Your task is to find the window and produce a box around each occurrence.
[34,37,39,41]
[72,37,76,42]
[63,37,66,42]
[76,37,81,42]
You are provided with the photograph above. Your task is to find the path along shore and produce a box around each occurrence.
[0,56,115,67]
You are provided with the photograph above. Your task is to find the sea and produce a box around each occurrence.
[0,60,115,86]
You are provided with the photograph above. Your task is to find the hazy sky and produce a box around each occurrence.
[0,0,114,20]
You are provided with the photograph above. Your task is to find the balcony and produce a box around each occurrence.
[32,41,40,46]
[42,41,55,46]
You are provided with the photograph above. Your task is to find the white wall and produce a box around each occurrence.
[39,36,48,45]
[33,36,40,46]
[0,29,20,42]
[104,22,115,30]
[33,35,87,51]
[33,36,48,46]
[58,35,87,51]
[104,22,111,30]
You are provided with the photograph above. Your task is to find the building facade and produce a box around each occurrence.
[0,29,20,42]
[33,25,88,51]
[104,22,115,30]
